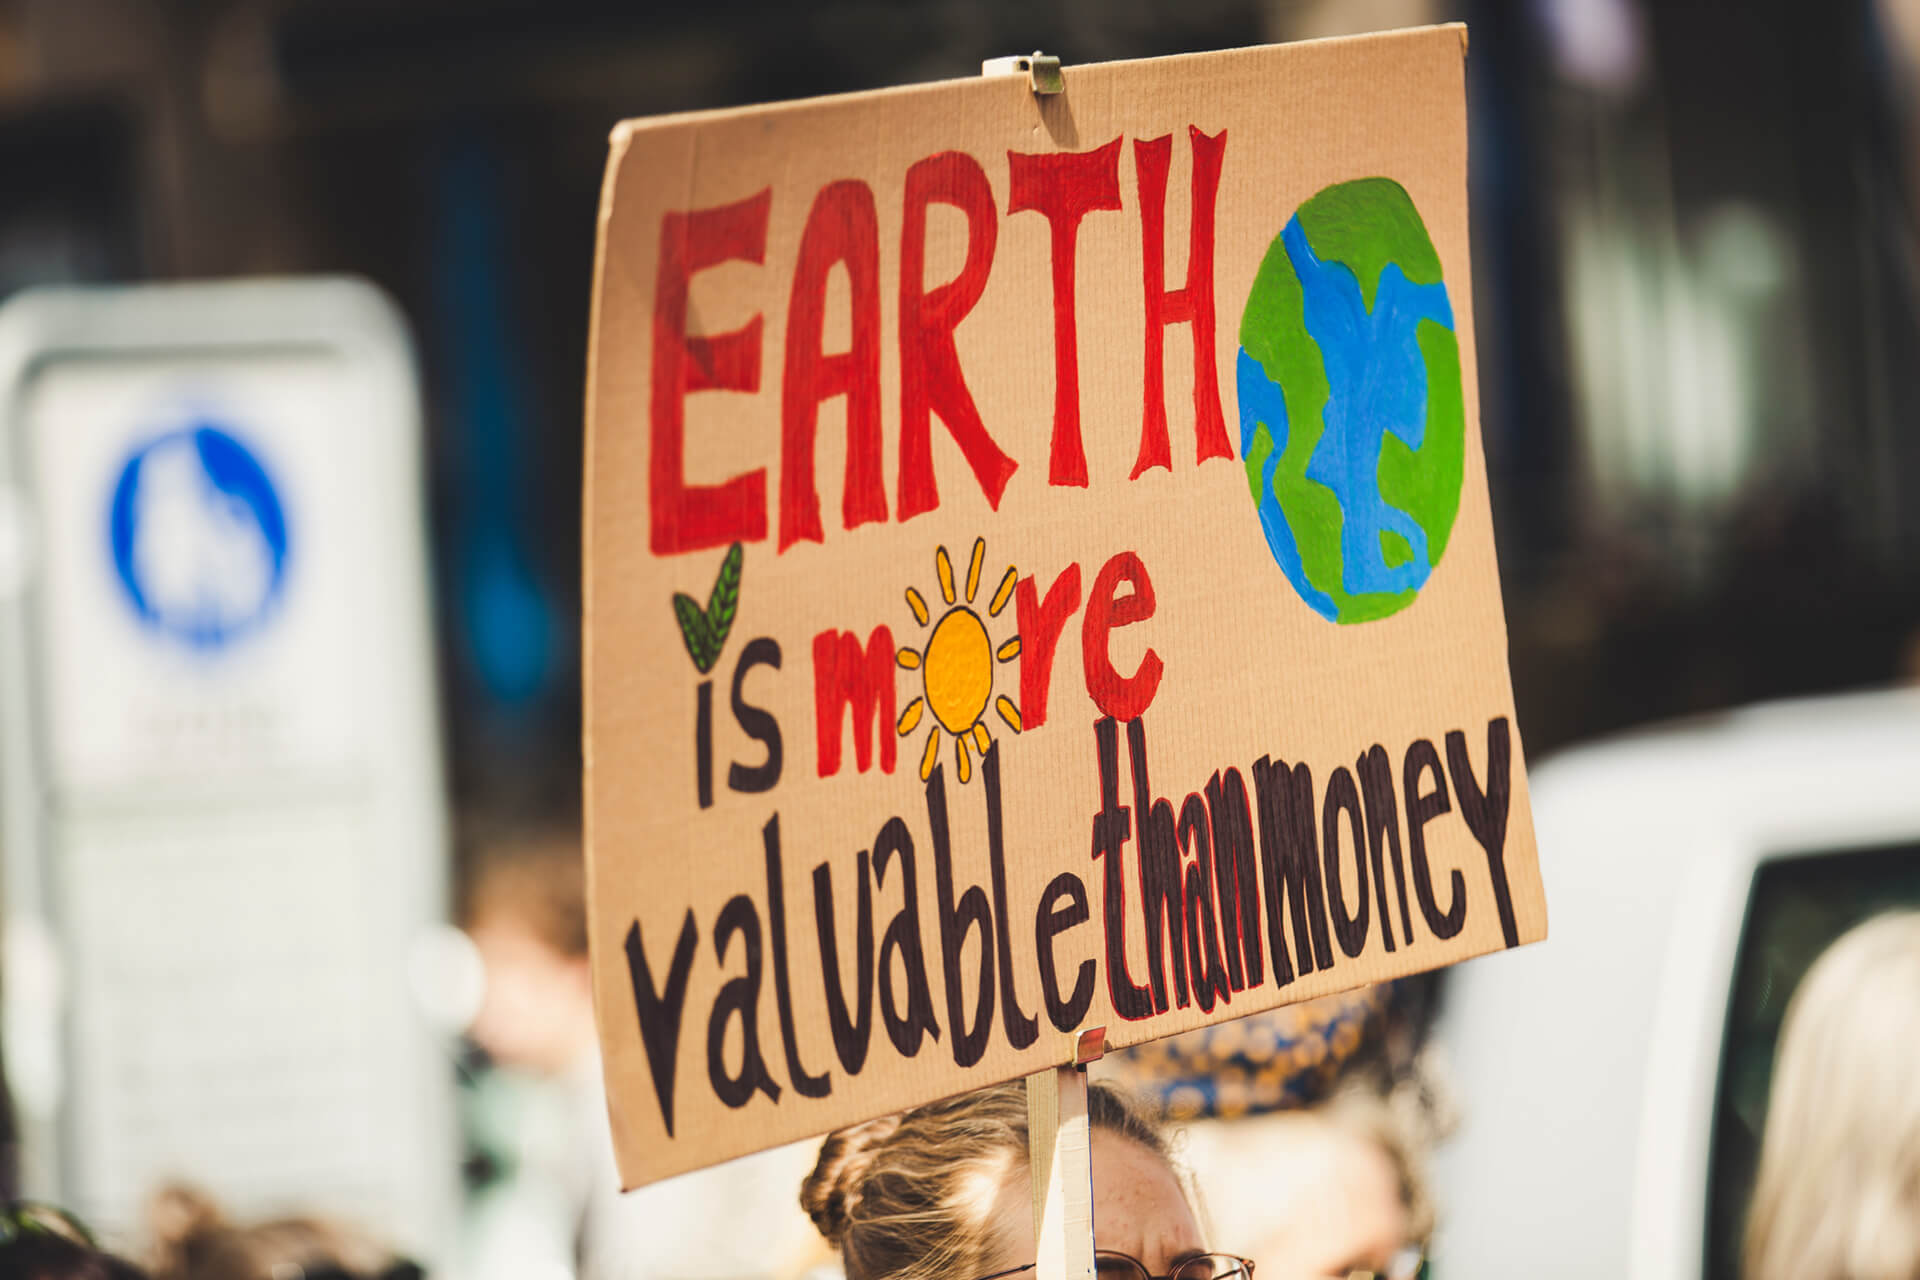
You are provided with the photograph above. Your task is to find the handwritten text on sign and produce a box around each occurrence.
[585,27,1545,1188]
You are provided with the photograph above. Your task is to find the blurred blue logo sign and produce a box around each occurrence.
[109,423,289,649]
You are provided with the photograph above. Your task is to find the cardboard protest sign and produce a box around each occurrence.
[584,24,1546,1189]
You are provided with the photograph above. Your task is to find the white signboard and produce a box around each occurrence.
[0,281,455,1257]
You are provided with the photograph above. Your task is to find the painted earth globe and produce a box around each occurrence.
[1236,177,1465,624]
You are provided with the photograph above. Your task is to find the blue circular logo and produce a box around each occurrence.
[109,423,289,649]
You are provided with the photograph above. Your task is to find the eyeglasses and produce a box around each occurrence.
[980,1250,1254,1280]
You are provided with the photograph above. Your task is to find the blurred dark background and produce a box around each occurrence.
[8,0,1916,821]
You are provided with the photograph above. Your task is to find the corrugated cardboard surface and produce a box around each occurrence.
[585,25,1544,1189]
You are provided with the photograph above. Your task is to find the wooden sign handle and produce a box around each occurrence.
[1026,1064,1095,1280]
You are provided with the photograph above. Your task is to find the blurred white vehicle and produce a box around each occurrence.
[1433,688,1920,1280]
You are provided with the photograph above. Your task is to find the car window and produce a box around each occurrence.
[1704,840,1920,1280]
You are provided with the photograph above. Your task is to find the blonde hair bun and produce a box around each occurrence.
[802,1113,904,1246]
[799,1081,1173,1280]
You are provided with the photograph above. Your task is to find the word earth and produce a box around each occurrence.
[651,129,1232,556]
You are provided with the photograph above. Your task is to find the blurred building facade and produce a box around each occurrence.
[0,0,1913,820]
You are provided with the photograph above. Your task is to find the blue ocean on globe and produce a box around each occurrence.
[1236,178,1467,625]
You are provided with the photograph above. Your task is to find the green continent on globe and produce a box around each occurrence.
[1235,176,1466,624]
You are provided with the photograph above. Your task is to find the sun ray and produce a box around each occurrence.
[995,694,1023,734]
[995,637,1021,662]
[970,722,990,755]
[920,728,942,782]
[936,546,956,605]
[898,697,924,736]
[906,587,929,627]
[966,538,985,602]
[956,735,972,784]
[989,567,1018,617]
[898,647,922,670]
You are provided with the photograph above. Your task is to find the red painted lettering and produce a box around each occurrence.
[1132,128,1230,480]
[1081,551,1163,721]
[1015,564,1083,730]
[650,189,772,555]
[781,180,887,552]
[812,626,897,777]
[898,151,1017,522]
[1007,138,1124,488]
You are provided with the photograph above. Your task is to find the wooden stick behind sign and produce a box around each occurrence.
[1025,1065,1093,1280]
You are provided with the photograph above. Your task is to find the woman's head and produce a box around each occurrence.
[145,1185,415,1280]
[457,822,597,1076]
[801,1081,1203,1280]
[1745,910,1920,1280]
[1233,1092,1431,1280]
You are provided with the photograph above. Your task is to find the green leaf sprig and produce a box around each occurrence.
[672,541,743,674]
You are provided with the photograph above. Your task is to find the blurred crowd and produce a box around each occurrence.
[9,869,1920,1280]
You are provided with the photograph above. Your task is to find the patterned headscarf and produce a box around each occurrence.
[1107,984,1393,1121]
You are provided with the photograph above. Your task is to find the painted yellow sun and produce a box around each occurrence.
[896,538,1023,784]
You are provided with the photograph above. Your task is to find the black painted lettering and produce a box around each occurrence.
[1251,755,1332,984]
[1447,717,1519,948]
[982,745,1039,1049]
[1322,766,1370,960]
[1090,718,1154,1021]
[812,849,875,1075]
[1403,738,1465,940]
[1178,792,1231,1013]
[1128,717,1188,1013]
[873,816,941,1055]
[1035,872,1096,1031]
[1357,744,1414,951]
[927,765,995,1067]
[623,913,697,1136]
[707,894,781,1108]
[696,681,715,810]
[728,637,783,794]
[1206,768,1263,990]
[762,817,828,1098]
